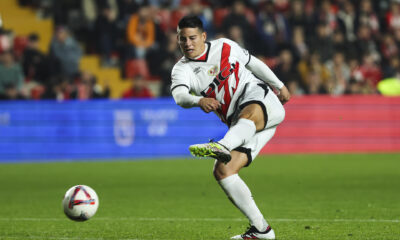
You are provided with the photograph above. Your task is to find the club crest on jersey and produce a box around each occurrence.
[207,65,219,76]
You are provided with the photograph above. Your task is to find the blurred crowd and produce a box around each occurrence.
[1,0,400,100]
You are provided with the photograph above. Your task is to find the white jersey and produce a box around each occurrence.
[171,38,259,123]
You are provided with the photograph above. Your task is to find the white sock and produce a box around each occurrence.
[219,174,268,232]
[218,118,256,151]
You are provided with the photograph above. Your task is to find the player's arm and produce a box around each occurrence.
[172,86,220,113]
[171,64,220,112]
[171,85,201,108]
[246,55,291,104]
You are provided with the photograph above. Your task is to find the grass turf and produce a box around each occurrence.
[0,153,399,240]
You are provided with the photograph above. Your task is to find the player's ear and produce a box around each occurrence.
[176,27,181,43]
[202,31,207,42]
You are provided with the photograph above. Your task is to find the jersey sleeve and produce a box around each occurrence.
[222,38,251,66]
[170,62,202,108]
[170,63,191,92]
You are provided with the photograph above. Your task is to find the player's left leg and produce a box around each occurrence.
[213,151,270,232]
[220,90,284,239]
[213,135,277,240]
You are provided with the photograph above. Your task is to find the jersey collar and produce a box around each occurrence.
[187,42,211,62]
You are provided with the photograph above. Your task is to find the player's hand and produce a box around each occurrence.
[277,86,291,105]
[199,97,221,113]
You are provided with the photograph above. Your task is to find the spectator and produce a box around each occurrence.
[291,26,309,61]
[49,26,83,78]
[255,0,290,56]
[274,49,304,95]
[153,31,181,97]
[122,74,153,98]
[41,75,73,101]
[325,51,351,95]
[314,0,338,31]
[274,0,290,14]
[288,0,314,37]
[382,56,400,79]
[22,33,50,83]
[393,27,400,45]
[352,52,382,90]
[298,51,331,94]
[345,78,363,94]
[116,0,140,29]
[380,33,399,64]
[14,0,400,98]
[356,0,380,37]
[80,0,119,53]
[221,0,256,52]
[226,25,250,50]
[354,23,379,62]
[386,2,400,33]
[332,29,347,52]
[0,28,12,53]
[0,51,25,100]
[95,5,119,66]
[71,71,110,100]
[309,22,334,63]
[126,5,156,59]
[147,0,180,9]
[337,0,357,43]
[187,0,215,38]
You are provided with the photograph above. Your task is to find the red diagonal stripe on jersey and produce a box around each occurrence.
[217,43,232,92]
[217,43,233,122]
[221,62,240,119]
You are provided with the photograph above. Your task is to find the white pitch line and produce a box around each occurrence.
[0,237,171,240]
[0,217,398,223]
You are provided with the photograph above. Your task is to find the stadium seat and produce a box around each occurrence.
[30,85,45,100]
[179,0,192,6]
[156,9,171,32]
[245,8,256,27]
[262,57,278,69]
[125,59,150,79]
[170,8,189,30]
[213,8,230,28]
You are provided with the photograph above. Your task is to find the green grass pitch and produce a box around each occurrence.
[0,153,399,240]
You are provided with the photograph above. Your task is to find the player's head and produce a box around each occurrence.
[177,15,207,59]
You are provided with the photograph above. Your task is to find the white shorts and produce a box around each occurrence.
[228,81,285,166]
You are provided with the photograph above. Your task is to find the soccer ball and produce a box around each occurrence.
[62,185,99,221]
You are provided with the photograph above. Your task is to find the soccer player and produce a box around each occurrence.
[171,15,290,240]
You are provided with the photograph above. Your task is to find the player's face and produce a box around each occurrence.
[177,27,207,59]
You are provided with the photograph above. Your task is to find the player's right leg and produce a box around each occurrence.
[189,141,231,163]
[189,104,264,163]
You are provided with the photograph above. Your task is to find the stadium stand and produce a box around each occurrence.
[0,0,400,100]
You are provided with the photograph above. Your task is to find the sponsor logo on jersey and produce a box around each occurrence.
[193,67,201,75]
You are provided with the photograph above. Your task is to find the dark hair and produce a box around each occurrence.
[28,33,39,42]
[178,15,204,32]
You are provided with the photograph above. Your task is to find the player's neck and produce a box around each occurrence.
[192,43,208,60]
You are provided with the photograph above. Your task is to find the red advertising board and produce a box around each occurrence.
[261,95,400,154]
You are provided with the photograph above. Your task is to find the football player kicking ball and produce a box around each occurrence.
[171,15,290,239]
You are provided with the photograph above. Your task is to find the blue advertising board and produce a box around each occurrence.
[0,99,227,162]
